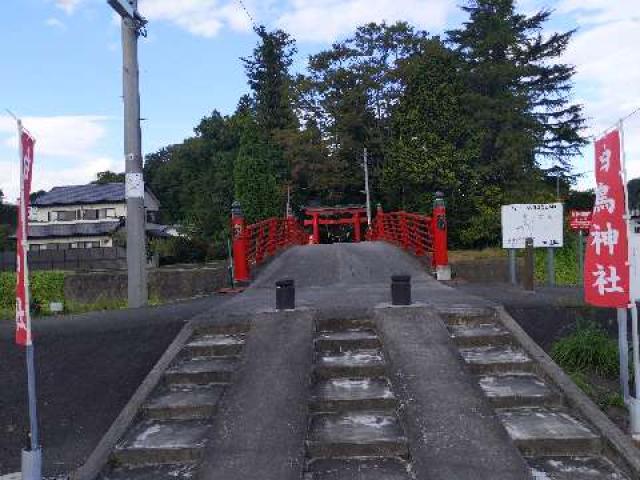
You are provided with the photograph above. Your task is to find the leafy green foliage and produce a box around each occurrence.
[0,189,17,252]
[551,323,620,378]
[243,26,297,133]
[0,271,65,315]
[143,4,586,252]
[534,230,585,286]
[144,111,242,257]
[234,126,281,223]
[448,0,586,175]
[150,236,209,265]
[93,171,125,184]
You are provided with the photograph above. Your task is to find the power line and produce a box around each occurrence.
[235,0,257,29]
[591,105,640,141]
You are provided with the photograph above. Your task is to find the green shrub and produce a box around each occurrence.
[551,323,620,378]
[150,237,208,265]
[0,271,65,317]
[0,272,15,309]
[535,231,583,286]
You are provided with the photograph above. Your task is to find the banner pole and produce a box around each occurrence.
[17,119,42,478]
[618,308,630,400]
[618,119,640,439]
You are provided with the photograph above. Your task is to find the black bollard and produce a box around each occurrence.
[391,275,412,306]
[276,279,295,310]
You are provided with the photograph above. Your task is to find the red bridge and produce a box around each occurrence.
[230,193,450,284]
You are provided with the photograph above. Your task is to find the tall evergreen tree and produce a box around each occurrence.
[234,125,281,223]
[242,26,297,133]
[383,38,484,244]
[447,0,586,183]
[299,22,429,205]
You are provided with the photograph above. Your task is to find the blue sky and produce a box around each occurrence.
[0,0,639,202]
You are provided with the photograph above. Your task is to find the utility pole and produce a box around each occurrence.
[109,0,148,307]
[363,148,372,227]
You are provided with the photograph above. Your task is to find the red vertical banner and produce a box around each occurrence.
[584,129,630,307]
[16,126,35,346]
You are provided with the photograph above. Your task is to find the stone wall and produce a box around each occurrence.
[451,257,524,283]
[63,262,228,304]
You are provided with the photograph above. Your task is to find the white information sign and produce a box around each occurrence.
[501,203,564,249]
[125,173,144,199]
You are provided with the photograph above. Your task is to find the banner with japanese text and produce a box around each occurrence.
[16,127,35,346]
[584,129,630,307]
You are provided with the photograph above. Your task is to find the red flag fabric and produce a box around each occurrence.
[16,127,35,346]
[584,130,630,307]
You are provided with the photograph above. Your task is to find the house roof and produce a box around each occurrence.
[32,183,160,207]
[23,221,174,240]
[32,183,126,207]
[26,221,122,239]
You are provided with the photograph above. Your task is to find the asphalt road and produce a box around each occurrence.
[0,294,229,476]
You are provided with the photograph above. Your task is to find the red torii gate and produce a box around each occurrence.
[303,206,369,244]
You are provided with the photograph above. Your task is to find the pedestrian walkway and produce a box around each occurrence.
[84,243,640,480]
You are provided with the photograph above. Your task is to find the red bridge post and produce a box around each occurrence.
[312,213,320,244]
[432,192,451,280]
[376,204,385,240]
[353,212,361,242]
[231,201,250,283]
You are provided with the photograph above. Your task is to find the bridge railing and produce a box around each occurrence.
[368,192,451,280]
[371,211,434,257]
[231,202,307,283]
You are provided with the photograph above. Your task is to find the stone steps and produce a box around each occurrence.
[183,333,245,357]
[304,458,413,480]
[314,349,387,379]
[445,311,631,479]
[458,345,535,374]
[304,320,413,479]
[112,419,209,465]
[310,378,397,412]
[528,455,632,479]
[306,411,409,459]
[100,330,248,478]
[164,357,238,385]
[315,329,381,352]
[142,384,226,420]
[477,374,563,408]
[100,463,198,480]
[497,407,601,457]
[449,323,513,347]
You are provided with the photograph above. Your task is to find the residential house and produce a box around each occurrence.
[26,183,169,251]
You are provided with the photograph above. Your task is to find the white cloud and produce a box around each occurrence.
[45,17,66,30]
[0,115,110,159]
[55,0,85,15]
[276,0,453,43]
[0,157,120,204]
[556,1,640,184]
[138,0,252,37]
[0,116,117,200]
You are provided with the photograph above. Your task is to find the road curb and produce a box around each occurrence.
[495,305,640,476]
[69,322,195,480]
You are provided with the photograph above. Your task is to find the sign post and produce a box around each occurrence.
[569,210,593,289]
[584,127,640,438]
[13,117,42,480]
[501,203,564,287]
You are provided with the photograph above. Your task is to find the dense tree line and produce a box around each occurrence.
[0,190,17,251]
[144,0,587,254]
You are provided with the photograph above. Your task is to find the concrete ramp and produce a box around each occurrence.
[82,242,640,480]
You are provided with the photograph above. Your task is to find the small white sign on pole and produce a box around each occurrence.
[501,203,564,249]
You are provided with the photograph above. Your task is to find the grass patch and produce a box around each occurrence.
[534,231,584,286]
[449,248,506,262]
[64,298,128,315]
[551,323,619,377]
